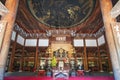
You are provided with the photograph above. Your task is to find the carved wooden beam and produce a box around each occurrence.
[110,0,120,18]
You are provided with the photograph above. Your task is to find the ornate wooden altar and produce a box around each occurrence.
[52,48,70,79]
[53,48,68,58]
[53,48,70,69]
[40,48,77,77]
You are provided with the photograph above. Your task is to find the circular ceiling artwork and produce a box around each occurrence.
[27,0,96,28]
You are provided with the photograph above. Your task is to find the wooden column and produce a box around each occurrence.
[99,0,120,80]
[83,38,88,71]
[0,0,19,80]
[96,39,103,72]
[103,33,112,72]
[34,38,39,70]
[19,39,26,71]
[8,32,18,72]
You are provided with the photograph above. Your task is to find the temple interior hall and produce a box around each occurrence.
[0,0,120,80]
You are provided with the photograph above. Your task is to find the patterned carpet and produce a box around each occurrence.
[4,76,114,80]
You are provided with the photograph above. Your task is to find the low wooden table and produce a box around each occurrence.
[38,70,45,76]
[52,70,69,80]
[77,70,84,76]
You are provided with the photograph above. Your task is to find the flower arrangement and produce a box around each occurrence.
[51,56,57,67]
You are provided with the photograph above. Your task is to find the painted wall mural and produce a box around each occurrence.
[27,0,96,28]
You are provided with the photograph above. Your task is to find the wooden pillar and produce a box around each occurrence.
[19,39,26,71]
[103,33,112,72]
[8,32,18,72]
[34,38,39,70]
[0,0,19,79]
[99,0,120,80]
[83,38,88,71]
[96,38,103,72]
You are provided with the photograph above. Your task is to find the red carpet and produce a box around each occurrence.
[4,76,114,80]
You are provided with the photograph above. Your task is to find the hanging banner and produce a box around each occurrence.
[111,22,120,61]
[111,22,120,46]
[0,21,7,51]
[0,1,9,16]
[110,0,120,18]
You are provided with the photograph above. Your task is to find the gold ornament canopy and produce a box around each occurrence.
[27,0,96,28]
